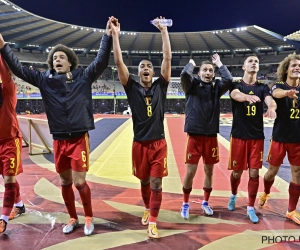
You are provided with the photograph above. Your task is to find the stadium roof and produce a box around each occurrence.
[284,30,300,42]
[1,0,300,56]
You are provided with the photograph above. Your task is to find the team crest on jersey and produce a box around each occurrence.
[9,169,14,174]
[188,154,192,160]
[82,164,87,168]
[66,72,74,83]
[293,99,298,108]
[249,91,254,95]
[144,96,152,105]
[233,160,236,167]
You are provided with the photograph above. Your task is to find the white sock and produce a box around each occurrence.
[247,206,254,210]
[230,194,236,198]
[202,200,208,205]
[0,215,9,223]
[14,201,24,207]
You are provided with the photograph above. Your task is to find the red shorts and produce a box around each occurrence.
[267,140,300,166]
[132,139,168,180]
[228,137,264,170]
[0,137,23,176]
[185,135,219,165]
[53,133,90,173]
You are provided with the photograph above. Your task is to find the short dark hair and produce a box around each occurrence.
[200,60,215,71]
[243,54,258,65]
[139,59,153,66]
[47,44,79,71]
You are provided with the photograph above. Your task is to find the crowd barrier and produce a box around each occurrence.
[18,116,52,155]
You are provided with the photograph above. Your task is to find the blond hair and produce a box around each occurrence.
[277,53,300,82]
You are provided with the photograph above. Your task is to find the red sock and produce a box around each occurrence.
[203,187,212,201]
[288,182,300,212]
[230,173,241,195]
[248,177,259,207]
[264,178,274,194]
[76,181,93,217]
[149,188,162,223]
[182,187,192,203]
[2,183,16,216]
[141,183,151,209]
[14,181,22,204]
[61,183,78,219]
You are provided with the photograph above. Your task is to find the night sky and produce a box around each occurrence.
[10,0,300,36]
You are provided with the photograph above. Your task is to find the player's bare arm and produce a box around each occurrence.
[264,95,277,119]
[155,17,171,82]
[272,88,299,99]
[111,17,129,86]
[231,89,261,104]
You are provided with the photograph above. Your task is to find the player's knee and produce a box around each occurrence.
[291,166,300,180]
[187,164,198,176]
[140,179,150,186]
[249,169,259,178]
[204,167,214,177]
[232,171,242,179]
[3,176,16,184]
[186,169,197,179]
[61,179,72,186]
[267,165,279,178]
[150,177,162,190]
[73,178,86,187]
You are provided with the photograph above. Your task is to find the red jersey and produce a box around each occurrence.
[0,55,21,140]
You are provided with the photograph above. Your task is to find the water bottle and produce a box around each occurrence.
[150,19,173,27]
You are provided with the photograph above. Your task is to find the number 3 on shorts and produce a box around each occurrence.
[10,158,15,168]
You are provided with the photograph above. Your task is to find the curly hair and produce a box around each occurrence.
[47,44,79,71]
[277,53,300,82]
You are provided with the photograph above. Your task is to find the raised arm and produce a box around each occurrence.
[212,53,233,95]
[180,59,195,94]
[111,17,130,86]
[0,33,43,88]
[155,17,172,82]
[84,18,113,83]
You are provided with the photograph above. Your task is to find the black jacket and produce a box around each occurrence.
[1,34,112,137]
[181,63,232,135]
